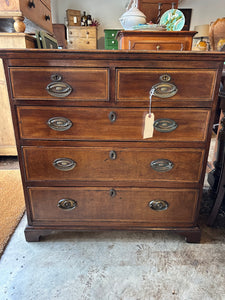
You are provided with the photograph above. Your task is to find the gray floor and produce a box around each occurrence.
[0,214,225,300]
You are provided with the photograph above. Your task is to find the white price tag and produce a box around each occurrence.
[143,113,154,139]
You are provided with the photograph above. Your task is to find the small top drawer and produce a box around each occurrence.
[68,26,96,38]
[116,68,217,107]
[10,67,109,101]
[104,29,119,39]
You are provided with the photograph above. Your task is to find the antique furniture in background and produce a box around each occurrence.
[104,29,119,50]
[209,18,225,51]
[117,30,196,50]
[67,26,97,49]
[1,49,225,243]
[53,24,67,49]
[0,34,36,156]
[0,0,53,34]
[0,0,53,156]
[137,0,178,23]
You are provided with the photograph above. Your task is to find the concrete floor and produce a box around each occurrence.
[0,214,225,300]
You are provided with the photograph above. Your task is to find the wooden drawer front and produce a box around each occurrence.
[68,27,96,38]
[129,41,184,51]
[21,0,53,33]
[10,67,108,101]
[41,0,51,10]
[23,147,204,183]
[28,187,198,226]
[117,69,216,104]
[67,37,97,50]
[17,106,209,142]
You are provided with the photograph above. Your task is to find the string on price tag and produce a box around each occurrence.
[143,88,155,139]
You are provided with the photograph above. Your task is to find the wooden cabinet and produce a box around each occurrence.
[67,26,97,50]
[1,49,225,242]
[0,0,53,33]
[117,30,197,50]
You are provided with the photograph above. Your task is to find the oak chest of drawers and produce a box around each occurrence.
[67,26,97,50]
[1,49,225,242]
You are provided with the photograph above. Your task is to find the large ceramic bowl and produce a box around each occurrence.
[120,4,146,30]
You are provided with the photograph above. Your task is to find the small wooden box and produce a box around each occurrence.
[66,9,81,26]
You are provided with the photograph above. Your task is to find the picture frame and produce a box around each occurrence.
[180,8,192,31]
[35,31,58,49]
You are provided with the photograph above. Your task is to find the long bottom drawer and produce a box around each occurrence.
[28,187,199,227]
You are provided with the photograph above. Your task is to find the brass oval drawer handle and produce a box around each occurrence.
[58,198,77,210]
[28,0,35,8]
[46,82,73,98]
[149,200,169,211]
[154,118,178,133]
[53,158,76,171]
[108,111,117,123]
[109,189,116,198]
[109,150,117,160]
[47,117,73,131]
[152,82,177,98]
[156,45,160,50]
[152,74,178,98]
[150,159,174,172]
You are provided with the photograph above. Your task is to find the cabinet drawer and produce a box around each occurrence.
[105,39,118,47]
[116,69,217,105]
[23,146,204,184]
[68,27,96,38]
[17,106,210,142]
[28,187,198,226]
[41,0,51,10]
[129,41,184,51]
[67,37,97,50]
[104,30,118,39]
[10,67,108,101]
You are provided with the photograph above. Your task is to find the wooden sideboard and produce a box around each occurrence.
[1,49,225,243]
[117,31,197,51]
[0,0,53,33]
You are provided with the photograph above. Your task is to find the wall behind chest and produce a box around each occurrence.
[51,0,225,49]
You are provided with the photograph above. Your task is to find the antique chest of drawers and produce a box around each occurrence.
[67,26,97,50]
[117,31,197,51]
[1,49,225,242]
[0,0,53,33]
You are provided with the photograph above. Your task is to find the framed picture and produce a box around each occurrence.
[36,31,58,49]
[180,9,192,31]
